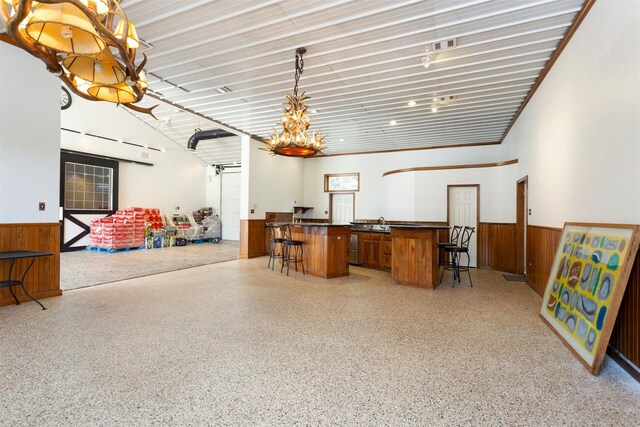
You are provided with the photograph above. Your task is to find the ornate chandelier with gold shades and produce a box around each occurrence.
[1,0,156,116]
[264,47,326,157]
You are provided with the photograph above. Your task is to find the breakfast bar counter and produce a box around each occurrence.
[287,223,351,278]
[390,225,449,289]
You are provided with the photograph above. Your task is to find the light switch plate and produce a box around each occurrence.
[38,202,45,211]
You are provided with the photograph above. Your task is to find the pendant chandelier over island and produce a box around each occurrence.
[264,47,326,157]
[1,0,156,116]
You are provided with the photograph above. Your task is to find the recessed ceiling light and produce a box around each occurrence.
[160,147,166,152]
[339,138,345,142]
[420,56,431,69]
[408,100,417,107]
[215,86,232,94]
[142,144,149,149]
[116,138,123,144]
[311,109,319,114]
[389,120,397,126]
[433,97,438,102]
[431,105,438,113]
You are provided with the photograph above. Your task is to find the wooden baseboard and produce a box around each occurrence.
[607,346,640,382]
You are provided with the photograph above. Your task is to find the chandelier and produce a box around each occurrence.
[1,0,156,116]
[264,47,325,157]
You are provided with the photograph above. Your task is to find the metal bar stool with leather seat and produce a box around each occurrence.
[440,226,475,287]
[438,225,462,273]
[281,224,305,276]
[267,223,286,271]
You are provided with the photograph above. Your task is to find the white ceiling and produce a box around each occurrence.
[124,100,243,165]
[124,0,586,157]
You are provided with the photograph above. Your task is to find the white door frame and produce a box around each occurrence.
[329,192,355,224]
[447,184,479,267]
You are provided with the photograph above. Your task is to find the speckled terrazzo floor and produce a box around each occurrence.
[60,241,239,290]
[1,259,638,426]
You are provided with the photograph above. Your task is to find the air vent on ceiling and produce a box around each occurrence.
[431,38,457,52]
[215,86,232,94]
[433,95,456,102]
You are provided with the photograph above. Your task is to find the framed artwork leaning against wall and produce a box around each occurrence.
[540,222,640,375]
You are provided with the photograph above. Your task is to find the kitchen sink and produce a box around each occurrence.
[350,222,390,232]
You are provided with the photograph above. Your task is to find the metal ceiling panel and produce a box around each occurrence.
[122,0,587,155]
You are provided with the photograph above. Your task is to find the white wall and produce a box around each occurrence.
[501,0,640,228]
[242,138,304,219]
[61,94,207,214]
[303,144,513,222]
[0,43,60,223]
[410,163,519,222]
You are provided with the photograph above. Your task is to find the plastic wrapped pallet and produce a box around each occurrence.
[202,210,221,239]
[89,215,141,250]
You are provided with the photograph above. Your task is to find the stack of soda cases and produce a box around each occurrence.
[89,211,144,250]
[131,207,164,230]
[113,209,146,247]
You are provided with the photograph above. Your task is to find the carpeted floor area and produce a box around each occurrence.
[1,259,638,425]
[60,240,239,290]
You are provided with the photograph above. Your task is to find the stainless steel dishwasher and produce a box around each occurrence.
[349,233,360,265]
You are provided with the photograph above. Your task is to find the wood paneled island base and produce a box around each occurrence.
[390,225,449,289]
[287,224,351,278]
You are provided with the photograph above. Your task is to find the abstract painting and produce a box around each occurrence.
[540,223,640,374]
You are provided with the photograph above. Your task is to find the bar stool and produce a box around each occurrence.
[440,226,475,287]
[267,223,286,271]
[281,224,305,276]
[438,225,462,271]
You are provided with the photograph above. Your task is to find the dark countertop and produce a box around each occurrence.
[389,225,449,229]
[285,222,350,227]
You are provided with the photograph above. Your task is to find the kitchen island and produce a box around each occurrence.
[286,223,351,278]
[390,225,450,289]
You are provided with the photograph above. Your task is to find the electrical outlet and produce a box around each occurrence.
[528,208,532,216]
[38,202,45,211]
[250,209,255,214]
[175,206,180,211]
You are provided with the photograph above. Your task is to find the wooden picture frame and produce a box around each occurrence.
[539,222,640,375]
[324,173,359,192]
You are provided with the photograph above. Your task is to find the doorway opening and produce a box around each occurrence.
[60,151,119,252]
[516,176,528,275]
[329,193,355,224]
[219,170,241,241]
[447,185,479,267]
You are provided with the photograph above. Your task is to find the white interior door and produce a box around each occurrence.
[449,186,478,267]
[331,193,354,224]
[220,172,241,241]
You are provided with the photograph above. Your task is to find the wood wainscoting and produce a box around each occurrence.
[526,223,640,378]
[0,223,61,307]
[525,225,562,296]
[477,222,517,273]
[609,253,640,378]
[239,219,267,259]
